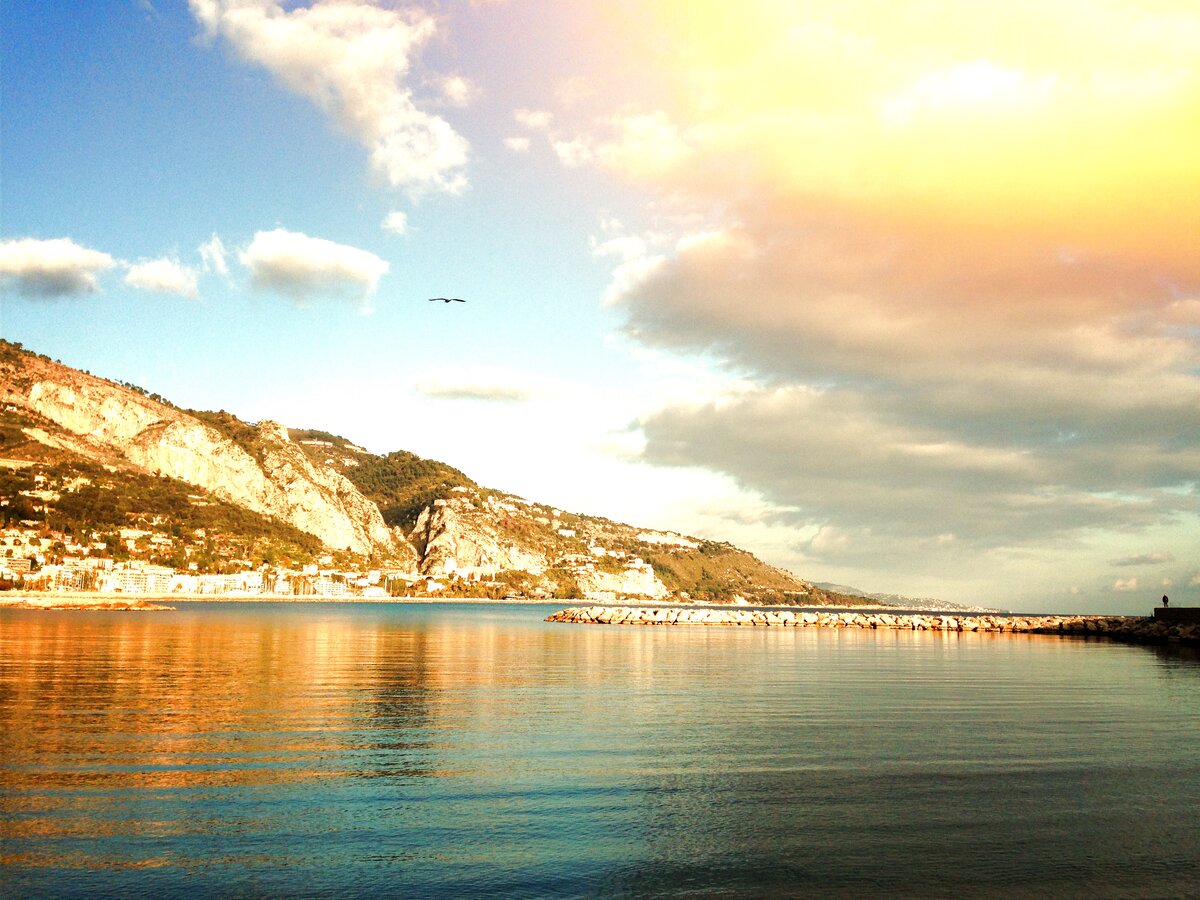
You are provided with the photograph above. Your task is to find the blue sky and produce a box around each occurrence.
[4,1,1200,613]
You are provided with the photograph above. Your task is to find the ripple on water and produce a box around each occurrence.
[2,602,1199,897]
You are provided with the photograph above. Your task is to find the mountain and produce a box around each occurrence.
[813,582,1003,613]
[0,340,845,603]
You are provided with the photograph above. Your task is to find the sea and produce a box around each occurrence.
[2,601,1198,898]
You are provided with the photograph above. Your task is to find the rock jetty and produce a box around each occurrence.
[546,606,1200,645]
[1,596,173,611]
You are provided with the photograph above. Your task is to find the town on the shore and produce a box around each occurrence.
[0,523,518,599]
[0,521,673,602]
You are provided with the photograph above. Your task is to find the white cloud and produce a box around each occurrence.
[198,233,229,276]
[125,257,200,299]
[503,136,531,152]
[514,108,552,131]
[552,137,594,167]
[381,211,408,236]
[537,107,695,182]
[1111,577,1139,593]
[239,228,388,307]
[438,74,478,107]
[189,0,468,195]
[0,237,116,298]
[594,110,693,179]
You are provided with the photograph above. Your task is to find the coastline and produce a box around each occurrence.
[3,593,1194,650]
[0,592,606,608]
[0,592,984,614]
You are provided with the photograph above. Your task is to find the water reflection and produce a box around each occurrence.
[2,604,1199,897]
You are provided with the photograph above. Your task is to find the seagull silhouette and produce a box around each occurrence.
[428,297,465,303]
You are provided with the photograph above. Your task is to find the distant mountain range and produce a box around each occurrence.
[0,339,862,605]
[813,582,1003,613]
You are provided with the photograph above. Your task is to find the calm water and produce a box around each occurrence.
[2,602,1198,898]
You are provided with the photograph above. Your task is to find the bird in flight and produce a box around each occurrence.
[428,297,465,303]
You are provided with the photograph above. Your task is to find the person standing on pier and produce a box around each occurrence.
[1163,595,1169,608]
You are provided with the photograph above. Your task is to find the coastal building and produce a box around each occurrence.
[312,576,347,597]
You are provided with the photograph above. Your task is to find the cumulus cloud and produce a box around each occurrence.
[503,136,530,153]
[124,257,200,298]
[381,211,408,236]
[239,228,388,306]
[552,137,594,167]
[1111,578,1140,593]
[189,0,468,195]
[514,108,552,131]
[0,237,116,298]
[437,74,478,107]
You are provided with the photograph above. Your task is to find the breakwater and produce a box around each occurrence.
[1,596,173,611]
[547,606,1200,645]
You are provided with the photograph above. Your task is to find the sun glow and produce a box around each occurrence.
[602,0,1200,260]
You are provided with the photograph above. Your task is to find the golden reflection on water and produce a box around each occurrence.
[1,611,439,792]
[4,605,1199,894]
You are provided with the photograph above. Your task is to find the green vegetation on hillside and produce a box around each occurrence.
[186,409,267,463]
[288,428,347,446]
[637,541,810,603]
[288,428,478,530]
[344,450,477,530]
[1,458,321,569]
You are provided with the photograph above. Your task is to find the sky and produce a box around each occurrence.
[3,0,1200,613]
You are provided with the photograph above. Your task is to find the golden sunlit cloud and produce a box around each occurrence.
[597,0,1200,258]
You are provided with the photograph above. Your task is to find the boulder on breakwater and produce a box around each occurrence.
[545,606,1200,645]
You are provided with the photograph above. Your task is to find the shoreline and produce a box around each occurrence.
[546,606,1200,646]
[0,592,1141,621]
[0,591,996,613]
[0,592,653,610]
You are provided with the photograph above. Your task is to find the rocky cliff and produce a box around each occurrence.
[2,348,413,562]
[408,498,548,575]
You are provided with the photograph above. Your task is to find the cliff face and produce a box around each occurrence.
[409,499,547,575]
[572,562,669,600]
[6,360,413,561]
[405,494,669,597]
